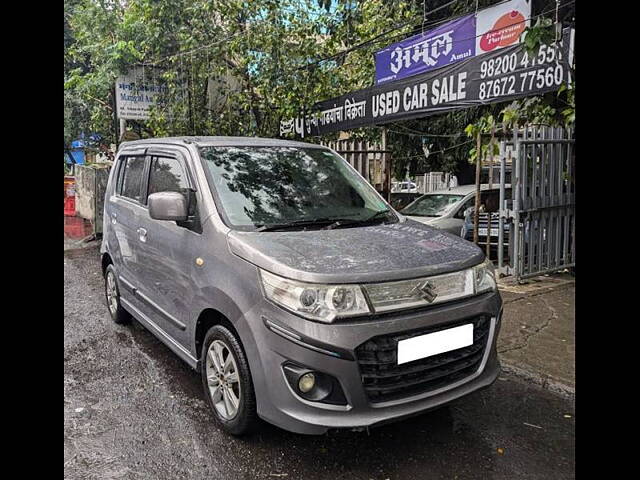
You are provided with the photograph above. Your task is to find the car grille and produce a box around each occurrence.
[355,315,491,404]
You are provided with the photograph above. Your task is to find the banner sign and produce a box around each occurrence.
[374,0,531,85]
[476,0,531,55]
[280,28,573,139]
[115,66,168,120]
[375,14,476,85]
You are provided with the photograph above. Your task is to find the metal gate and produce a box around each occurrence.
[498,126,575,280]
[415,172,452,194]
[322,136,392,199]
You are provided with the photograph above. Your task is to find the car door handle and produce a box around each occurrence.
[137,227,147,243]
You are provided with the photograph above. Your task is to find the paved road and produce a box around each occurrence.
[64,247,575,480]
[499,281,575,394]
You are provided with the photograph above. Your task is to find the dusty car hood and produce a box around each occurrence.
[404,215,439,226]
[227,219,483,284]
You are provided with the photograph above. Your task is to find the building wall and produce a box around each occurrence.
[75,164,112,234]
[75,166,96,221]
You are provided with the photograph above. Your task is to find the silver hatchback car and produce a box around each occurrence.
[401,184,510,236]
[101,137,502,435]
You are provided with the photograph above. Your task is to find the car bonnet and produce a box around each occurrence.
[227,219,484,284]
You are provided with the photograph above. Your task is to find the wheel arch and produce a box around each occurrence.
[101,252,113,276]
[194,308,244,368]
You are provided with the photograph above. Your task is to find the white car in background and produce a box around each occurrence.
[400,184,509,236]
[392,180,418,193]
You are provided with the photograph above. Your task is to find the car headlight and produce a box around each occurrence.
[259,270,370,323]
[473,257,497,294]
[260,258,497,323]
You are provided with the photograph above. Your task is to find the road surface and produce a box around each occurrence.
[64,247,574,480]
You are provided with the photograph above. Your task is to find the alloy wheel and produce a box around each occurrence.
[106,271,119,315]
[205,340,241,419]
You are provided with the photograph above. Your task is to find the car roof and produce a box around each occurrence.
[423,184,511,195]
[119,136,326,150]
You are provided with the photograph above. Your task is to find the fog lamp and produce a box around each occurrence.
[298,372,316,393]
[283,363,346,405]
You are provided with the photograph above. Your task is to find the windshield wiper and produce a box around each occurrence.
[364,209,394,222]
[256,211,395,232]
[256,218,352,232]
[324,209,394,230]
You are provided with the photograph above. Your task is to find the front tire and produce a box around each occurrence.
[201,325,258,435]
[104,264,131,325]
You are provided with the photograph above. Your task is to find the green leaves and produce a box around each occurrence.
[464,114,499,164]
[558,81,575,127]
[110,40,143,65]
[64,0,424,144]
[522,17,555,55]
[499,85,574,130]
[465,114,494,138]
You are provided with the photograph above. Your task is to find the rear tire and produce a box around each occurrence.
[104,264,131,325]
[201,325,259,435]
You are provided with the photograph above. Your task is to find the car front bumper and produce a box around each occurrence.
[246,291,503,435]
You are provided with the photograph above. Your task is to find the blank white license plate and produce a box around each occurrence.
[478,228,497,236]
[397,324,474,365]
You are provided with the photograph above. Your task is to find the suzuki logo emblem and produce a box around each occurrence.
[414,280,437,303]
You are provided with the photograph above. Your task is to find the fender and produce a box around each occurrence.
[190,283,273,415]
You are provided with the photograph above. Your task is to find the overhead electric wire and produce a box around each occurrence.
[391,138,474,161]
[141,1,461,70]
[294,1,462,72]
[141,29,248,67]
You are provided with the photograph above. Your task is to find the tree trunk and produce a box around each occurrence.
[473,132,482,245]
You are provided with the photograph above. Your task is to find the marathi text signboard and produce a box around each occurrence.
[375,14,476,85]
[280,28,573,139]
[115,67,168,120]
[374,0,531,85]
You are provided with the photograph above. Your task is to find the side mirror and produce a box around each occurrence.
[148,191,188,222]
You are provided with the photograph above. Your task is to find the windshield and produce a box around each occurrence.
[401,193,465,217]
[199,146,393,230]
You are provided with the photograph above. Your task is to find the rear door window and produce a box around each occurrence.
[118,156,147,203]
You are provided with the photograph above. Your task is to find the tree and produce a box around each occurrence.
[64,0,575,170]
[65,0,419,143]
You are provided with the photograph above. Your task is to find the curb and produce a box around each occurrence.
[498,281,575,303]
[64,241,101,256]
[501,362,575,400]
